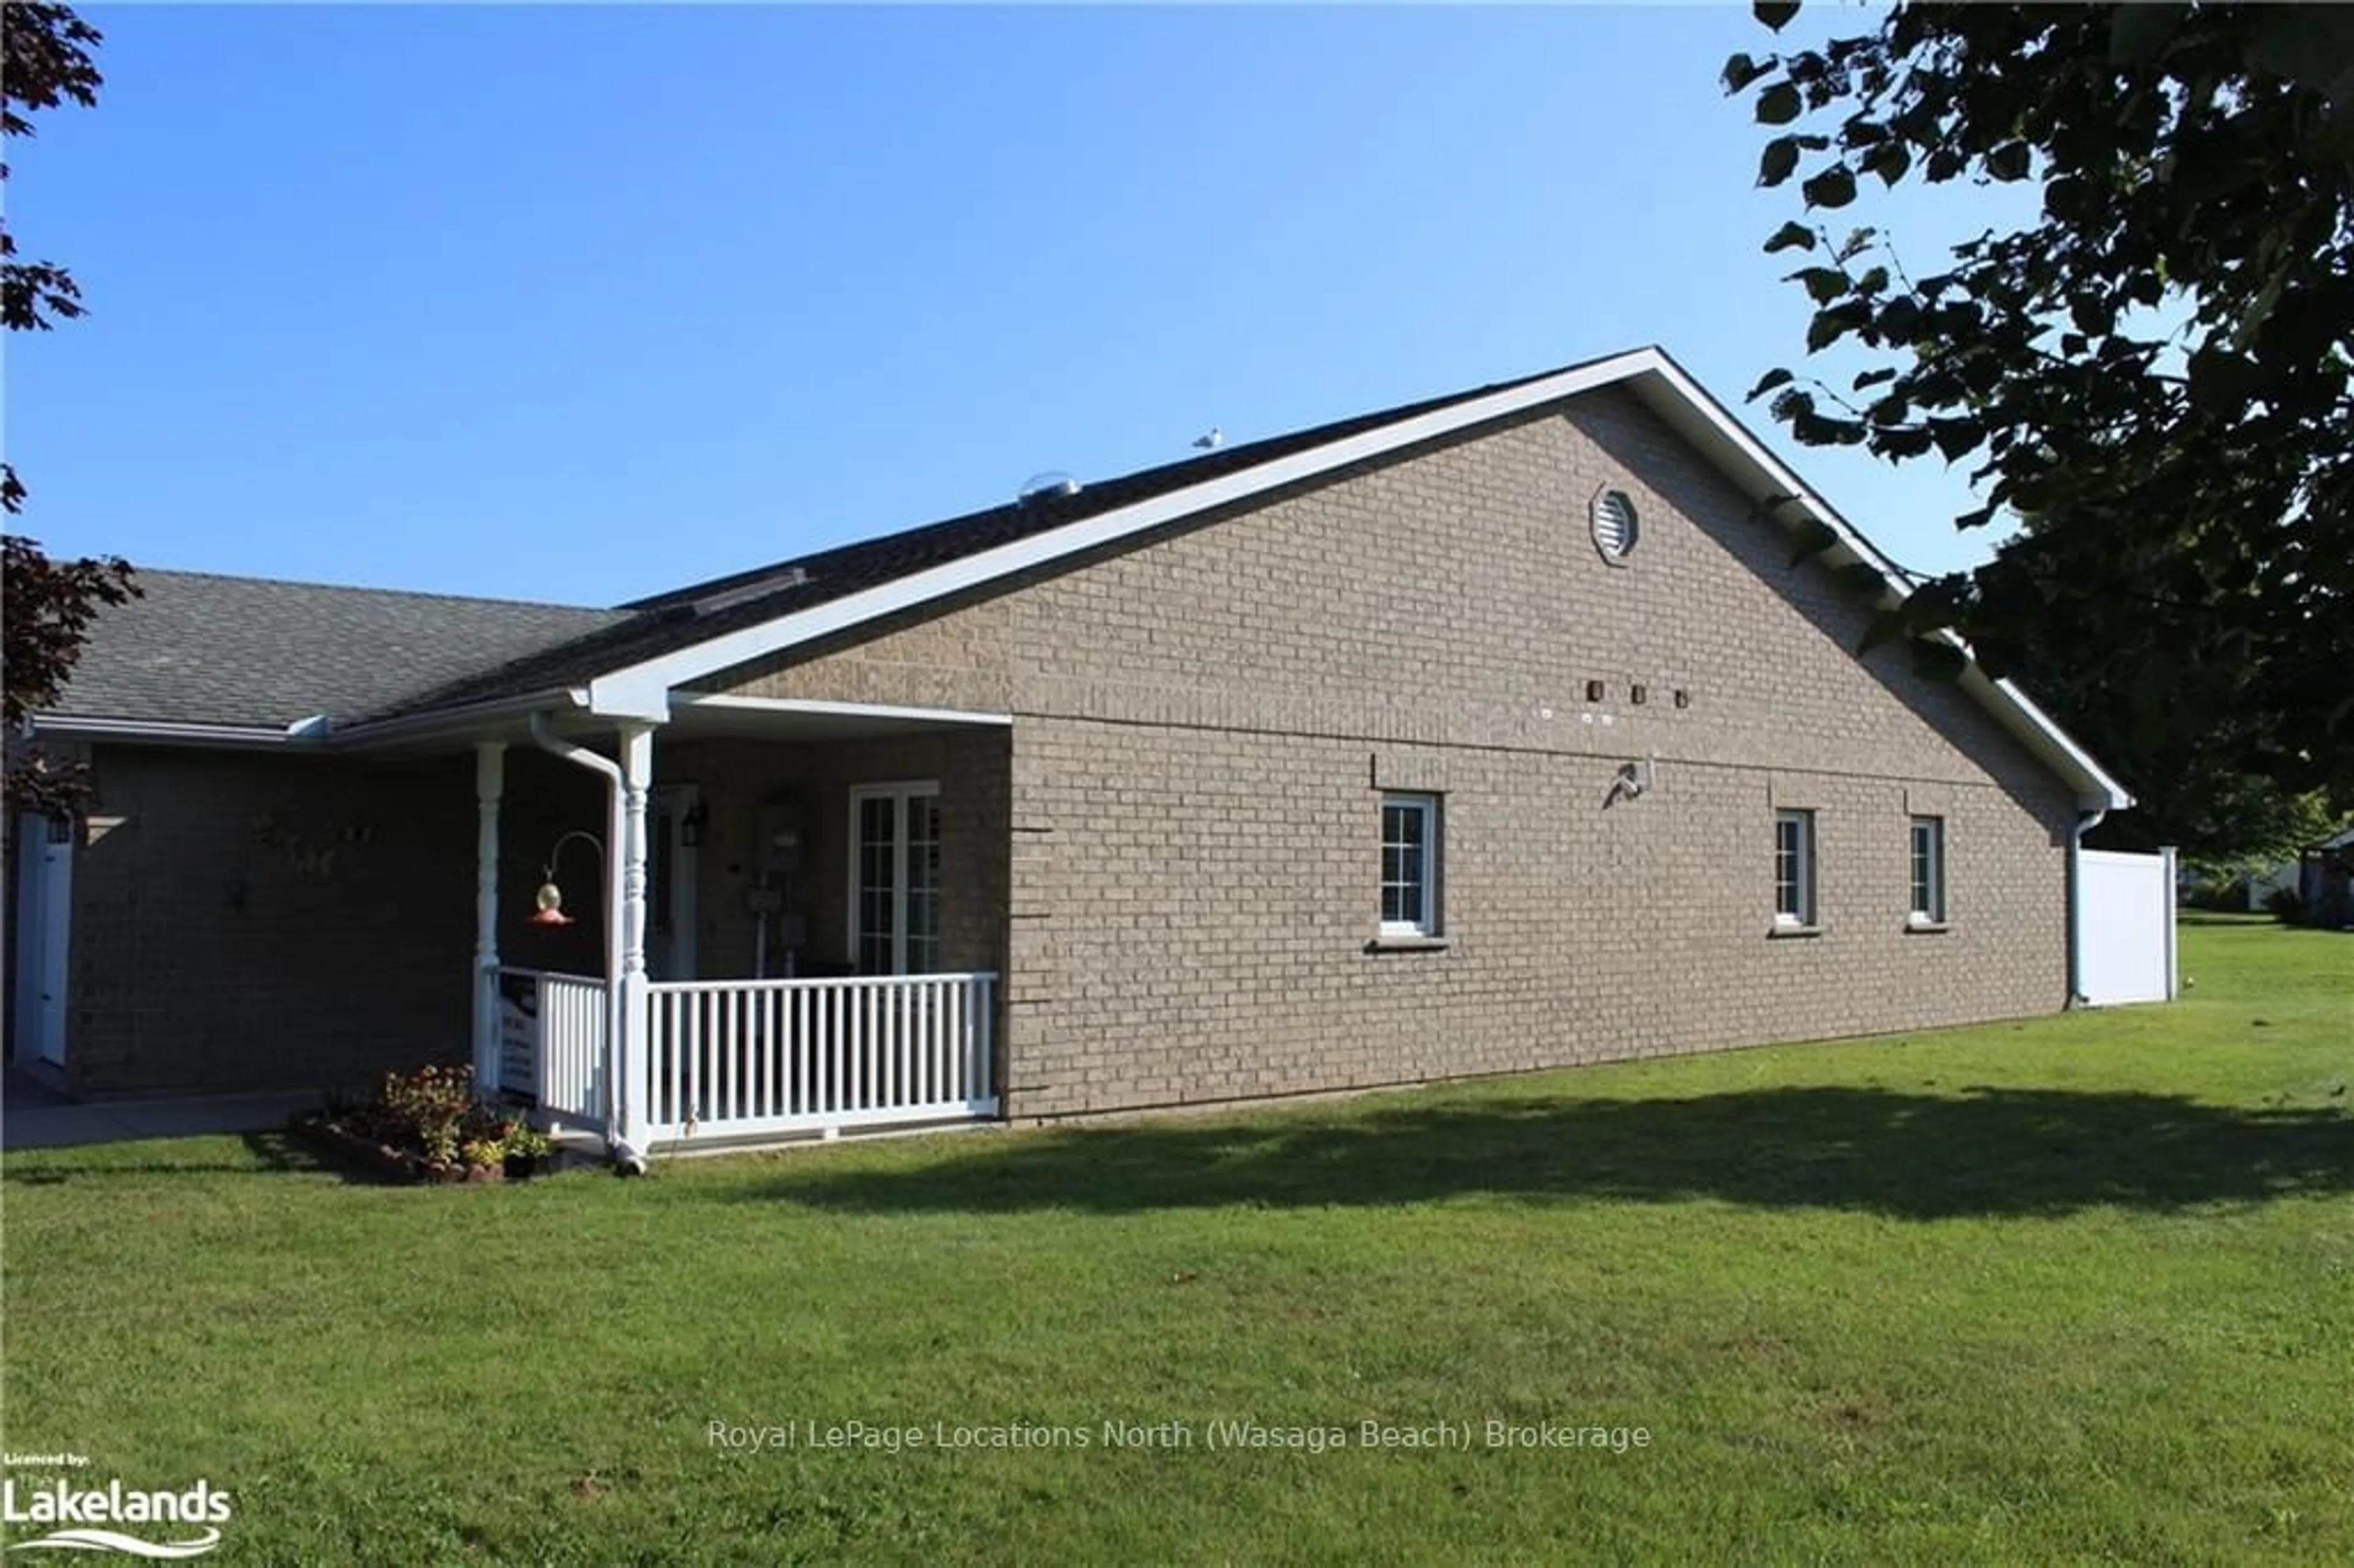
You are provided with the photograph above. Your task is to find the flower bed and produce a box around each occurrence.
[293,1065,554,1184]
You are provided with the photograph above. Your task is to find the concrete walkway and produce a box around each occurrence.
[1,1079,319,1151]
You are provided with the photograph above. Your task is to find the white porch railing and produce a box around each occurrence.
[495,968,607,1128]
[643,972,998,1144]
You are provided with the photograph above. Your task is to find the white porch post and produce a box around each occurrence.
[615,723,655,1151]
[472,741,505,1092]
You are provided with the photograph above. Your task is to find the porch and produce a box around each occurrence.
[445,693,1012,1159]
[497,968,999,1147]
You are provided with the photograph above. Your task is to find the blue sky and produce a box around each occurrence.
[9,4,2030,606]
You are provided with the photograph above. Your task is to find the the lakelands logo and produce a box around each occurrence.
[1,1458,230,1559]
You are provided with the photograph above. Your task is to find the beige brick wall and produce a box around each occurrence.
[57,728,1009,1097]
[67,746,481,1096]
[704,387,2081,1117]
[654,730,1010,982]
[61,387,2078,1110]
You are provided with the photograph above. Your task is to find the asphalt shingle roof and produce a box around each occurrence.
[51,571,628,729]
[371,359,1585,720]
[54,356,1599,731]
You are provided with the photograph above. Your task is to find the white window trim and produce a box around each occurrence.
[1909,815,1948,927]
[847,780,940,976]
[1774,809,1817,930]
[1379,793,1442,938]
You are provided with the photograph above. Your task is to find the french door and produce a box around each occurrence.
[848,782,940,975]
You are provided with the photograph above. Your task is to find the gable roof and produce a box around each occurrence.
[43,348,2131,810]
[44,569,626,736]
[358,359,1583,724]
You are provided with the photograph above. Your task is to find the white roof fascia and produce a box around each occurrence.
[1980,676,2135,812]
[580,343,2128,812]
[30,714,297,748]
[1623,356,2132,811]
[584,349,1671,718]
[671,693,1014,728]
[326,687,591,752]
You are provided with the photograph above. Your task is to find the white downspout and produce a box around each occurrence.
[2066,804,2109,1007]
[2160,843,2180,1000]
[527,713,647,1171]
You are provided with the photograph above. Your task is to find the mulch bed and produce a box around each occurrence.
[288,1114,543,1185]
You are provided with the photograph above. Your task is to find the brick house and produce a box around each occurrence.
[12,348,2133,1158]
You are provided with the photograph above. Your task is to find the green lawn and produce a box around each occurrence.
[4,915,2349,1564]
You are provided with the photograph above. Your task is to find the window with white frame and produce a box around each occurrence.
[1910,815,1946,924]
[850,782,941,975]
[1379,793,1442,937]
[1774,809,1816,927]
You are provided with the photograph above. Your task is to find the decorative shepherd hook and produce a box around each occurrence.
[530,829,606,926]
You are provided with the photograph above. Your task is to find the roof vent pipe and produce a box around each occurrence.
[1018,471,1081,504]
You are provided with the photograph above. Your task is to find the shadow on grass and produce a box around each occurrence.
[1,1131,354,1186]
[742,1087,2354,1220]
[2176,908,2353,934]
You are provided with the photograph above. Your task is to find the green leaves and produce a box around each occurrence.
[2043,175,2095,224]
[1740,4,2354,798]
[1753,0,1801,32]
[4,6,122,820]
[1801,165,1857,209]
[1876,425,1935,460]
[2244,4,2354,97]
[1929,418,1984,463]
[1836,561,1892,600]
[1986,142,2033,182]
[1785,516,1841,566]
[1860,606,1912,653]
[1860,141,1911,188]
[1772,386,1867,447]
[1748,367,1796,401]
[1807,300,1872,352]
[2108,3,2187,66]
[1756,82,1803,125]
[1907,639,1968,684]
[1721,52,1775,94]
[1789,266,1849,305]
[1875,295,1921,343]
[2068,293,2114,337]
[2187,346,2263,414]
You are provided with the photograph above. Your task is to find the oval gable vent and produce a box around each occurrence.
[1591,489,1639,563]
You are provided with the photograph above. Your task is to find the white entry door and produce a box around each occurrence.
[849,782,940,975]
[12,814,74,1066]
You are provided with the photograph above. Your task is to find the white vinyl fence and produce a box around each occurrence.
[2078,848,2178,1006]
[496,968,608,1127]
[644,972,999,1144]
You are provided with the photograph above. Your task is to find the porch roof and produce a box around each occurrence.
[44,569,624,733]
